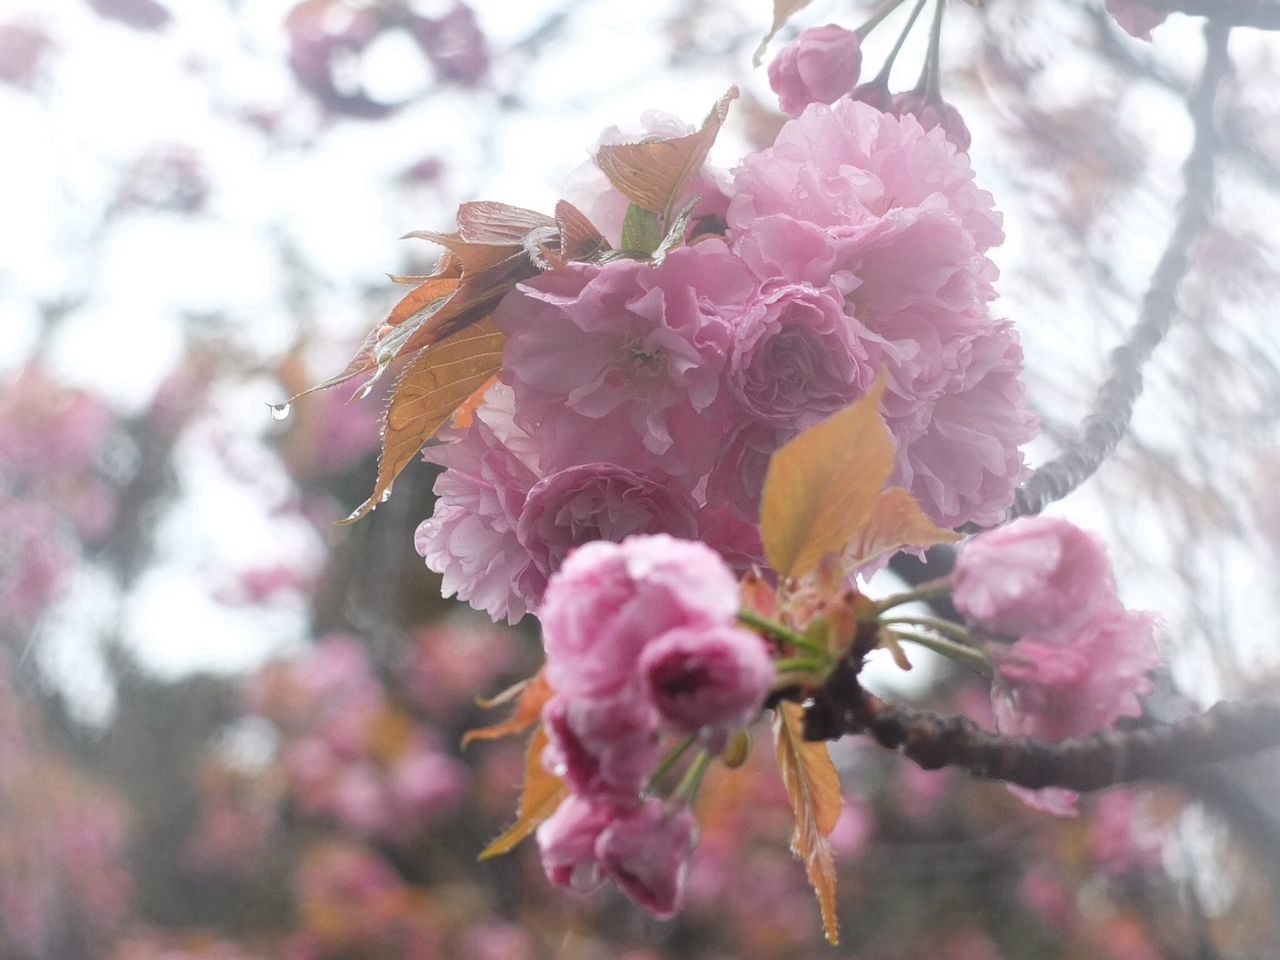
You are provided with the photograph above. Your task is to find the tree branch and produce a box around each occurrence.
[801,649,1280,791]
[1009,19,1229,520]
[1139,0,1280,30]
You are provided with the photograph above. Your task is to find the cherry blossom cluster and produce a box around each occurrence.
[952,516,1160,814]
[535,535,773,917]
[248,636,467,840]
[415,72,1037,624]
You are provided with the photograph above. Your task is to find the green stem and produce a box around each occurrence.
[874,0,930,84]
[643,736,696,796]
[924,0,946,101]
[671,750,715,804]
[737,609,826,657]
[890,629,992,677]
[774,656,826,675]
[856,0,912,39]
[881,615,972,643]
[866,577,953,616]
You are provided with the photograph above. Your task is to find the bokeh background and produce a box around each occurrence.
[2,0,1280,957]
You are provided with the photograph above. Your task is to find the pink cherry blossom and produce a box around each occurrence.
[728,281,874,430]
[953,516,1118,638]
[892,91,972,152]
[517,463,700,582]
[891,323,1037,528]
[414,386,542,624]
[596,800,697,919]
[538,535,741,698]
[728,97,1002,251]
[993,608,1160,814]
[494,243,755,479]
[535,795,613,893]
[638,624,773,735]
[768,25,862,118]
[541,691,660,804]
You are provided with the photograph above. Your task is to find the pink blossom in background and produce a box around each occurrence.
[768,25,862,117]
[953,516,1117,638]
[538,535,740,698]
[596,800,697,918]
[1086,790,1164,876]
[0,20,51,90]
[1018,865,1077,934]
[563,112,732,248]
[1105,0,1168,40]
[0,500,72,629]
[639,624,773,736]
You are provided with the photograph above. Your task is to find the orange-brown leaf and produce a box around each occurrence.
[478,725,567,860]
[461,672,553,748]
[340,318,505,524]
[760,378,893,580]
[753,0,815,66]
[555,200,609,262]
[450,372,500,430]
[773,701,841,944]
[455,201,555,244]
[595,88,737,220]
[844,487,960,570]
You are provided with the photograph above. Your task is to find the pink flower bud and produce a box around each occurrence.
[1105,0,1167,40]
[639,625,773,735]
[596,800,696,918]
[767,24,862,117]
[539,535,740,698]
[536,796,613,894]
[952,517,1117,639]
[850,77,893,113]
[541,692,659,804]
[893,91,972,153]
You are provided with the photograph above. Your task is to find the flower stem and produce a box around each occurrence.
[671,750,714,804]
[865,576,953,616]
[874,0,930,84]
[643,736,696,796]
[890,629,992,677]
[924,0,946,100]
[774,656,826,675]
[856,0,912,39]
[880,615,972,643]
[737,609,826,657]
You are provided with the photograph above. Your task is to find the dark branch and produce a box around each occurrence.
[1009,20,1229,520]
[1141,0,1280,30]
[802,651,1280,791]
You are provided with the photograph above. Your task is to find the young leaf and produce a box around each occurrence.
[760,378,893,580]
[652,192,701,263]
[340,318,505,524]
[753,0,815,66]
[555,200,610,262]
[843,486,960,569]
[461,672,553,748]
[773,701,841,945]
[478,725,567,860]
[595,88,737,222]
[620,204,663,257]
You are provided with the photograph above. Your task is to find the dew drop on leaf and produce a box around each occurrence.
[268,402,291,421]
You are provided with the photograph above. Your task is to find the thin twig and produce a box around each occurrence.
[1010,20,1230,519]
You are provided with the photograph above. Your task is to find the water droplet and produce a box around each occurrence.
[551,762,568,777]
[379,488,393,503]
[268,402,291,421]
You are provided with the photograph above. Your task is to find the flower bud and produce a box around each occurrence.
[767,24,862,117]
[596,800,696,918]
